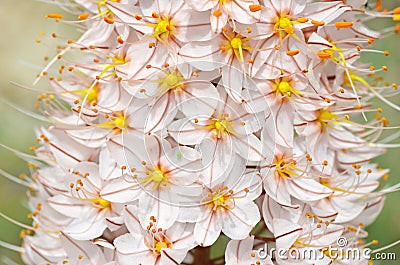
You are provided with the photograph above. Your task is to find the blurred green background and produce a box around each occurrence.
[0,0,399,264]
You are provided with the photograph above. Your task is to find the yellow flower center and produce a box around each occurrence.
[154,240,172,255]
[98,112,127,133]
[273,78,302,99]
[155,69,185,94]
[317,108,340,128]
[140,166,169,190]
[206,186,232,211]
[70,84,99,104]
[221,33,253,63]
[275,15,294,35]
[275,158,298,179]
[204,115,236,139]
[90,198,112,209]
[230,37,243,49]
[149,17,175,42]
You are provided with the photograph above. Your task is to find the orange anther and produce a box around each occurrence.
[286,49,300,56]
[213,10,223,17]
[78,13,89,20]
[393,7,400,14]
[311,20,325,26]
[117,36,124,44]
[296,17,309,23]
[104,16,114,24]
[335,21,354,28]
[45,13,63,19]
[249,4,262,12]
[317,51,332,59]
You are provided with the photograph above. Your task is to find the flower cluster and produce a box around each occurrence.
[3,0,400,264]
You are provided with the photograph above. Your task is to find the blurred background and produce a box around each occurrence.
[0,0,399,264]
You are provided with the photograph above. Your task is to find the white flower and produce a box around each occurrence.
[185,0,261,33]
[47,161,119,240]
[102,133,203,229]
[115,205,196,265]
[192,157,262,246]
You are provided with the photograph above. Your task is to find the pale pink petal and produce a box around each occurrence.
[100,176,141,203]
[210,6,229,33]
[200,137,235,186]
[194,210,223,246]
[139,191,179,230]
[222,201,260,240]
[225,0,261,24]
[288,178,333,202]
[179,37,227,71]
[273,218,302,250]
[303,1,351,24]
[145,92,178,133]
[185,0,214,11]
[160,248,190,265]
[168,118,209,145]
[174,8,214,42]
[231,133,264,161]
[115,233,156,265]
[177,81,220,118]
[60,233,107,265]
[64,211,107,240]
[47,195,90,218]
[123,205,142,234]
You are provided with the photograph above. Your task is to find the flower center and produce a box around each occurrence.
[71,84,99,104]
[204,114,236,139]
[274,157,298,179]
[221,32,253,63]
[275,15,294,35]
[90,198,111,209]
[98,112,127,133]
[273,78,302,99]
[154,240,171,255]
[150,16,175,42]
[156,69,185,93]
[206,186,232,211]
[230,37,243,49]
[317,108,340,127]
[140,166,169,190]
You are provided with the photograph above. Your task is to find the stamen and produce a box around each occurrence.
[249,4,262,12]
[335,22,354,28]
